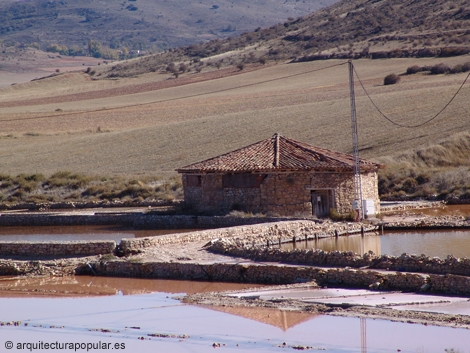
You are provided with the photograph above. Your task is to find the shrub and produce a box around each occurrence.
[406,65,422,74]
[462,62,470,72]
[450,64,464,74]
[402,177,418,193]
[384,73,400,85]
[329,208,355,221]
[430,63,450,74]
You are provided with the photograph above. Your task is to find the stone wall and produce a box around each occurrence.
[182,171,380,217]
[89,260,470,296]
[208,239,470,277]
[132,214,302,229]
[120,220,371,254]
[0,212,300,229]
[0,241,115,257]
[0,213,135,227]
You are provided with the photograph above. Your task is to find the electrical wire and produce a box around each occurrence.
[353,63,470,128]
[0,61,349,124]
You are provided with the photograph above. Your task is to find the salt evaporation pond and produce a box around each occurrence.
[2,225,470,260]
[0,225,198,243]
[282,229,470,258]
[1,276,469,353]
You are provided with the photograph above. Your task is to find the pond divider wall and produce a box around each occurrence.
[208,238,470,277]
[119,220,370,254]
[0,212,298,228]
[0,241,116,257]
[89,261,470,296]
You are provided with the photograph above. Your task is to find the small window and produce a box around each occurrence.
[222,173,266,188]
[186,175,201,187]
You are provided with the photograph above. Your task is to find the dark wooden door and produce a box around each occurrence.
[311,191,330,217]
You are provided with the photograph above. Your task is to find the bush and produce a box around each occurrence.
[384,73,400,85]
[462,62,470,72]
[430,63,450,74]
[450,64,464,74]
[406,65,422,74]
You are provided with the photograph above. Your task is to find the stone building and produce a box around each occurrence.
[177,134,383,217]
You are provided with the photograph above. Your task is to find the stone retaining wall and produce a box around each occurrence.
[120,220,371,254]
[0,213,135,227]
[382,215,470,229]
[0,241,115,257]
[88,260,470,296]
[0,212,298,229]
[208,239,470,277]
[132,214,301,229]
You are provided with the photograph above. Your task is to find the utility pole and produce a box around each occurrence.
[349,60,363,221]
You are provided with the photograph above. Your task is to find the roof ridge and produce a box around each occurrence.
[177,134,383,173]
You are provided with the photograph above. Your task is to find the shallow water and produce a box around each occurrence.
[281,229,470,258]
[410,204,470,217]
[1,281,470,353]
[0,276,264,298]
[0,225,199,242]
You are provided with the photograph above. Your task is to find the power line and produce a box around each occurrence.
[0,61,349,124]
[353,63,470,128]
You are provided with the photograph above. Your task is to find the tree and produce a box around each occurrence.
[88,40,103,58]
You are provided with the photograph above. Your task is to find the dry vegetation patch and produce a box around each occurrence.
[0,172,182,205]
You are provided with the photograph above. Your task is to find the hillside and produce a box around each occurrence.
[101,0,470,78]
[0,0,337,53]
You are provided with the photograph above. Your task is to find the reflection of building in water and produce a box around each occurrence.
[281,233,381,256]
[204,305,317,331]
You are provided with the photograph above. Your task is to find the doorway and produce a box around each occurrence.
[311,190,333,217]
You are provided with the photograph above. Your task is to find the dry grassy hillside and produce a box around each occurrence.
[0,56,469,176]
[102,0,470,78]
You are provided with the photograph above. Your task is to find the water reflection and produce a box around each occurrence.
[0,225,200,242]
[280,229,470,258]
[204,305,318,331]
[410,204,470,217]
[0,276,266,298]
[282,234,381,255]
[2,292,470,353]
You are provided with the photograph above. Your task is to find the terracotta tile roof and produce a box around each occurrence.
[177,134,383,173]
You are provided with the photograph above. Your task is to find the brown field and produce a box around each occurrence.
[0,56,469,178]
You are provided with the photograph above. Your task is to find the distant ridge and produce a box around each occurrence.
[101,0,470,77]
[0,0,338,52]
